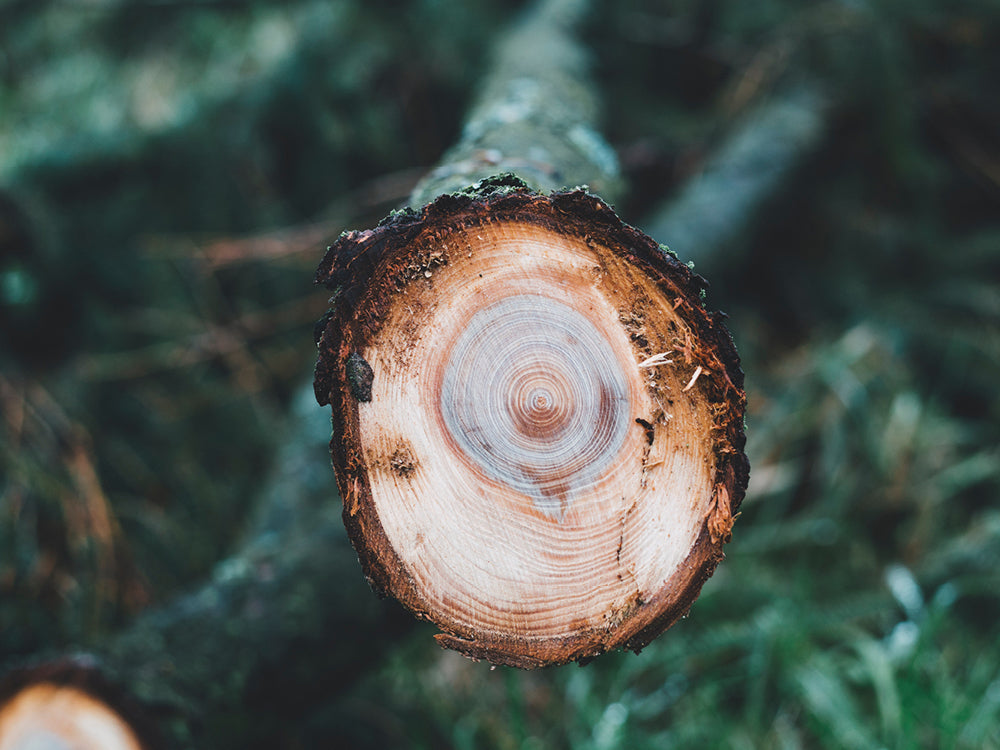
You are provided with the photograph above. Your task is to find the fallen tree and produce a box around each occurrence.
[0,0,750,744]
[313,0,748,668]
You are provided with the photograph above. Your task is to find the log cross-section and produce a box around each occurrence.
[0,682,143,750]
[314,181,748,667]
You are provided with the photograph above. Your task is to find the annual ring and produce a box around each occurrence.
[439,294,631,517]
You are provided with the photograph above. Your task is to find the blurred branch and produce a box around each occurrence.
[641,84,828,275]
[0,389,413,748]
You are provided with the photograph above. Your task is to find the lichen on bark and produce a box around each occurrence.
[407,0,622,208]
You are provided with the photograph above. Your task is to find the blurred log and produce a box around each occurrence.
[0,666,148,750]
[405,0,621,206]
[0,389,412,749]
[1,0,757,743]
[313,0,748,668]
[641,85,827,275]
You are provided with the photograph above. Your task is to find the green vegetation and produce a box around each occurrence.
[2,0,998,747]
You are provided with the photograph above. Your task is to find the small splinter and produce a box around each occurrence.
[639,351,674,368]
[682,365,703,392]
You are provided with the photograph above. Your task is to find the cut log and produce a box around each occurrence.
[313,0,748,668]
[314,179,748,667]
[311,0,748,668]
[0,661,149,750]
[0,0,753,741]
[0,686,141,750]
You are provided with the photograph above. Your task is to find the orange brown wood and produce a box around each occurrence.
[314,182,748,667]
[0,682,143,750]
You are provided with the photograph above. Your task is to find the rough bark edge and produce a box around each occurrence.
[0,656,164,750]
[313,177,749,667]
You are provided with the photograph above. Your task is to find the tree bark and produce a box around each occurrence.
[313,0,748,668]
[405,0,622,208]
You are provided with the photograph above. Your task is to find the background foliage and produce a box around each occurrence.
[1,0,998,747]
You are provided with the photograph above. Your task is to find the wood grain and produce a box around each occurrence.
[314,184,748,666]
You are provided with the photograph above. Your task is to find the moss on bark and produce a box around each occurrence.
[408,0,622,207]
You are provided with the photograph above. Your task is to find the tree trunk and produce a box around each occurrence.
[313,0,748,669]
[404,0,621,207]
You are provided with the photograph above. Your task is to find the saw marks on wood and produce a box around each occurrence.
[314,188,748,665]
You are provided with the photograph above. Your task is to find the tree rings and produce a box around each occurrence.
[314,181,748,667]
